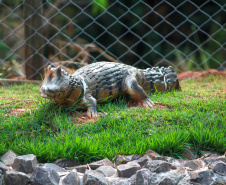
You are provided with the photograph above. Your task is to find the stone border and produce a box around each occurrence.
[0,150,225,185]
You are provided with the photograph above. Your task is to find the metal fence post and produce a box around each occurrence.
[24,0,44,80]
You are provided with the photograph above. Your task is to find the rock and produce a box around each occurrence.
[83,170,108,185]
[59,169,79,185]
[163,167,187,184]
[66,165,88,173]
[209,161,226,176]
[144,150,160,159]
[115,154,142,166]
[78,175,83,185]
[159,178,174,185]
[0,162,8,174]
[96,166,117,177]
[188,169,216,185]
[200,151,219,158]
[30,166,60,185]
[89,158,113,170]
[182,159,205,170]
[0,170,3,185]
[214,173,226,185]
[177,175,191,185]
[149,173,164,185]
[4,171,29,185]
[38,163,66,172]
[1,150,17,165]
[135,168,152,185]
[127,155,143,161]
[12,154,37,174]
[203,156,226,165]
[130,174,136,185]
[144,160,172,173]
[106,177,132,185]
[54,158,80,168]
[152,156,180,167]
[115,155,130,165]
[181,146,198,160]
[117,161,141,178]
[134,156,152,167]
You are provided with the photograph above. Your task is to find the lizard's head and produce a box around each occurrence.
[40,65,70,99]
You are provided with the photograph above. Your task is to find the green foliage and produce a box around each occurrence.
[92,0,108,14]
[0,76,225,163]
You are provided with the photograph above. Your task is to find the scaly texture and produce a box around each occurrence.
[40,62,181,117]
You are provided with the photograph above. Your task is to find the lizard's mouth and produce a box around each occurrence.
[40,92,53,99]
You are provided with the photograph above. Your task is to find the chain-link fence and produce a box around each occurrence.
[0,0,225,80]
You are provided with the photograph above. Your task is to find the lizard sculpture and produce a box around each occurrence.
[40,62,181,118]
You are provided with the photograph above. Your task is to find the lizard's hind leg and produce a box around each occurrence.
[124,75,154,108]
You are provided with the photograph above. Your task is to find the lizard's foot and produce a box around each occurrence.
[138,98,154,108]
[87,109,98,119]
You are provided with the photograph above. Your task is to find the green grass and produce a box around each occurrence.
[0,75,225,163]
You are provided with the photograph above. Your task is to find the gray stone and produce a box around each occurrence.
[149,173,165,185]
[115,155,143,166]
[79,175,83,185]
[115,155,130,165]
[38,163,66,172]
[181,146,198,160]
[182,159,205,170]
[96,166,117,177]
[130,174,136,185]
[0,170,2,185]
[106,177,132,185]
[144,150,160,159]
[134,156,152,167]
[188,169,216,185]
[66,165,88,173]
[203,157,226,165]
[214,174,226,185]
[0,162,8,174]
[59,169,79,185]
[117,161,141,178]
[89,158,113,170]
[1,150,17,166]
[162,167,187,184]
[54,158,80,168]
[200,151,219,158]
[135,168,152,185]
[144,160,172,173]
[152,156,180,167]
[12,154,37,174]
[30,166,60,185]
[177,175,191,185]
[159,178,174,185]
[209,161,226,176]
[83,170,108,185]
[4,171,29,185]
[126,155,143,161]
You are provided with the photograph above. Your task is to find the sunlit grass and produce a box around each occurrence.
[0,75,225,163]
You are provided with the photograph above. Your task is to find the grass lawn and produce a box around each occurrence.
[0,75,225,164]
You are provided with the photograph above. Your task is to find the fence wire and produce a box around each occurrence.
[0,0,225,80]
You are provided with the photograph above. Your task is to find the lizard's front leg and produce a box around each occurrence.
[124,75,154,108]
[82,93,98,118]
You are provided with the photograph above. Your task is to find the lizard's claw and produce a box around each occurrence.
[87,110,98,119]
[138,98,154,108]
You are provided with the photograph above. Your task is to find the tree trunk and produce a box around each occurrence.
[24,0,44,80]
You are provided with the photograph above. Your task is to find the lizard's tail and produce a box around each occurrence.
[142,66,181,93]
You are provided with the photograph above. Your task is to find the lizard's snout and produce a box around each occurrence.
[39,86,53,99]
